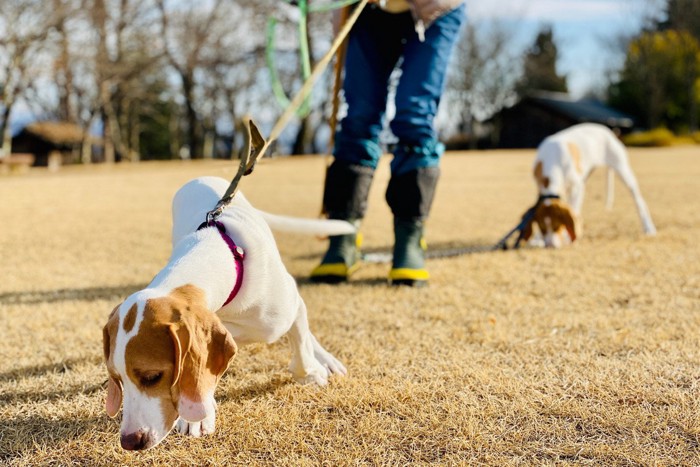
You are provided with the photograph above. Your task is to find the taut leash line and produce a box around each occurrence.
[206,0,369,223]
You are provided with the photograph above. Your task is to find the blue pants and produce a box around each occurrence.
[333,3,465,175]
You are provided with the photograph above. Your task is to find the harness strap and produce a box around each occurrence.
[197,220,245,307]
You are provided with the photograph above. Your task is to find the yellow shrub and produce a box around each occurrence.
[623,128,677,147]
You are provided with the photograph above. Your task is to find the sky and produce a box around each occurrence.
[8,0,668,135]
[467,0,666,97]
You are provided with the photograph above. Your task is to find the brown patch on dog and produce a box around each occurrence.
[120,285,236,424]
[103,305,123,418]
[567,142,583,175]
[534,161,550,189]
[166,286,237,405]
[122,304,137,333]
[534,199,577,243]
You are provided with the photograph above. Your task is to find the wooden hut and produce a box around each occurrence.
[11,121,84,169]
[491,92,635,148]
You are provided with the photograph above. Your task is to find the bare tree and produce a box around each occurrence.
[86,0,163,162]
[0,0,69,156]
[442,21,522,146]
[155,0,269,158]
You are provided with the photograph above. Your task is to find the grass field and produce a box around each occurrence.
[1,147,699,466]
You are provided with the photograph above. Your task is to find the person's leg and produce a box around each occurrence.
[386,4,465,286]
[312,6,408,283]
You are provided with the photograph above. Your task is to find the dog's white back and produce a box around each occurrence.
[529,123,656,247]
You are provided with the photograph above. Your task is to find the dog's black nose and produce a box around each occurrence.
[121,430,150,450]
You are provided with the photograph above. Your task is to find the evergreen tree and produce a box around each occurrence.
[658,0,700,40]
[516,26,568,97]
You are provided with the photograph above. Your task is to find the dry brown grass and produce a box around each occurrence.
[1,147,699,466]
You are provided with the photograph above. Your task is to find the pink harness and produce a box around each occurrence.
[197,220,245,307]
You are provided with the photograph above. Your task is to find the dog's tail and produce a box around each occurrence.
[257,211,356,236]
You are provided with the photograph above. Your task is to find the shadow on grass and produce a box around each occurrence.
[0,358,101,383]
[0,283,148,306]
[218,375,293,404]
[0,380,105,406]
[0,414,107,462]
[294,240,497,263]
[295,276,389,287]
[294,240,497,286]
[0,357,106,408]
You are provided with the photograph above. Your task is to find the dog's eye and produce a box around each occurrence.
[140,372,163,387]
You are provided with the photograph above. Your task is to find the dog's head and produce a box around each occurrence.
[102,285,237,450]
[522,197,577,248]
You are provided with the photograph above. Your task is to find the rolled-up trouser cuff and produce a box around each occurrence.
[333,132,384,170]
[390,139,444,176]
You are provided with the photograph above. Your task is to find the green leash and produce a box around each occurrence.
[266,0,362,117]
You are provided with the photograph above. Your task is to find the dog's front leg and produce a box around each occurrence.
[175,406,216,438]
[287,300,335,386]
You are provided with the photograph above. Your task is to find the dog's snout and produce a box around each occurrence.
[121,430,151,450]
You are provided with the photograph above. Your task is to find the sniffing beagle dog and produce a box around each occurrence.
[102,176,353,450]
[524,123,656,248]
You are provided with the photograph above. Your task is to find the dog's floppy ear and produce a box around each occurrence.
[550,201,577,243]
[557,203,577,243]
[169,313,237,422]
[103,306,123,418]
[520,204,544,243]
[522,206,542,242]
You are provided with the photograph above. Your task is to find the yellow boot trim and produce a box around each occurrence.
[310,261,360,279]
[389,268,430,281]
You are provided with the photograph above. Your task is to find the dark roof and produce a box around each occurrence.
[20,121,84,145]
[521,91,635,128]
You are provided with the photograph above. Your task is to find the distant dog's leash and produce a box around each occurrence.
[360,194,562,264]
[494,194,561,251]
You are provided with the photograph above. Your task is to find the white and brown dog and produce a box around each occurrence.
[523,123,656,247]
[102,176,353,450]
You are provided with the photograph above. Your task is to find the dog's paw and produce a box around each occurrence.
[175,414,216,437]
[293,369,329,386]
[315,350,347,377]
[311,335,347,377]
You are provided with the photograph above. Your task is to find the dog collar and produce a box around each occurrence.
[196,220,245,307]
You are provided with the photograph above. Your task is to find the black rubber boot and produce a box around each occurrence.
[385,167,440,287]
[311,161,374,283]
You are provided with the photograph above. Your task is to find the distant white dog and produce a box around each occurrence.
[523,123,656,247]
[102,176,354,450]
